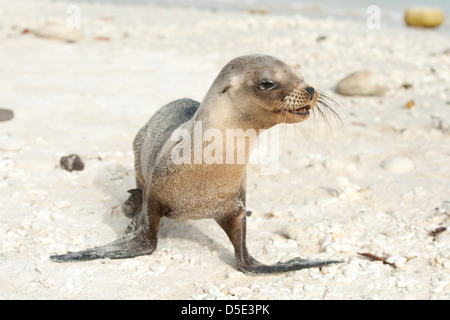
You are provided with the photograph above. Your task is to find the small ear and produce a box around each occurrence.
[292,68,304,80]
[221,84,231,94]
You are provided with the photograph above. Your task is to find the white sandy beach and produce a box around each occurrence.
[0,0,449,299]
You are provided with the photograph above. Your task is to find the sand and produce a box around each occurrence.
[0,0,449,300]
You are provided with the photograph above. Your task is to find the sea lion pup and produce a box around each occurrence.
[50,54,342,274]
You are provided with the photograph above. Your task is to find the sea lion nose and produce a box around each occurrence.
[305,87,315,100]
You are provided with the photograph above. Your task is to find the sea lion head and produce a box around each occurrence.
[213,54,331,129]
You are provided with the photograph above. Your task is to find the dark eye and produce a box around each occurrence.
[258,80,278,90]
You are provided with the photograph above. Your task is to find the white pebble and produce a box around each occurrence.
[229,286,252,298]
[432,285,445,293]
[443,260,450,269]
[227,271,246,279]
[386,255,407,268]
[202,284,218,294]
[304,285,324,292]
[0,136,24,152]
[282,224,298,236]
[272,238,298,249]
[337,176,361,201]
[149,264,166,274]
[337,70,387,96]
[319,234,332,249]
[54,200,72,209]
[381,157,415,173]
[33,21,84,42]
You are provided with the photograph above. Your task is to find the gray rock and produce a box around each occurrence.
[60,154,85,172]
[0,109,14,122]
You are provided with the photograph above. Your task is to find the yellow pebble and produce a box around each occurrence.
[405,7,445,28]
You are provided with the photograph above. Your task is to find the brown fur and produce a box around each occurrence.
[50,54,342,274]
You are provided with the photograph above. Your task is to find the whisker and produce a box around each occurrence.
[292,107,298,136]
[318,91,343,128]
[310,90,344,155]
[318,90,338,103]
[273,99,287,112]
[321,102,343,130]
[274,89,344,163]
[311,105,319,133]
[275,102,286,127]
[297,111,309,141]
[317,102,334,129]
[318,91,339,108]
[277,109,288,169]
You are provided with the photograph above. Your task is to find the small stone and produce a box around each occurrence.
[336,176,361,201]
[443,260,450,269]
[60,154,84,172]
[229,286,252,297]
[337,70,387,96]
[402,83,413,90]
[272,238,298,249]
[435,200,450,214]
[431,115,450,134]
[405,7,445,28]
[0,135,23,152]
[404,100,415,109]
[381,157,414,173]
[149,264,166,274]
[54,200,72,209]
[386,255,407,268]
[281,225,300,241]
[244,8,268,15]
[33,21,83,42]
[0,109,14,122]
[227,271,246,279]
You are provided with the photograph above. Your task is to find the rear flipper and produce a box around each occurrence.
[216,209,343,275]
[237,256,342,275]
[49,234,156,262]
[121,189,143,219]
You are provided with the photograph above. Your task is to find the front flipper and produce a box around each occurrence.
[50,234,156,262]
[50,201,162,263]
[216,209,343,275]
